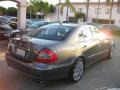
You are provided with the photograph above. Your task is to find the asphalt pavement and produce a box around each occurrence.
[0,36,120,90]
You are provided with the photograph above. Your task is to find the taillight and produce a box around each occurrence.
[35,48,57,63]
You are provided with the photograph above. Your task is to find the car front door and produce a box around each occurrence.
[78,26,102,65]
[90,27,111,59]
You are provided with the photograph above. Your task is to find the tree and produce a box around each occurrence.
[96,0,100,23]
[49,4,56,13]
[60,0,76,21]
[74,12,85,22]
[28,0,55,19]
[109,0,114,24]
[27,3,34,19]
[117,0,120,14]
[58,0,61,20]
[0,6,6,15]
[42,2,50,15]
[7,7,17,16]
[37,1,50,19]
[106,0,114,24]
[29,0,41,18]
[86,0,90,22]
[106,0,111,5]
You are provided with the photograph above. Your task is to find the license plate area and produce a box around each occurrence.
[16,48,25,57]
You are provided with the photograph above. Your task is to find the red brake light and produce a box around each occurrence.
[35,48,57,63]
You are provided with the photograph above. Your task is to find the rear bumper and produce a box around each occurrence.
[0,33,10,39]
[6,55,72,81]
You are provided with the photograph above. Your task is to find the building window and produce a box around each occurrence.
[70,8,75,13]
[105,9,110,14]
[78,8,83,13]
[95,8,101,14]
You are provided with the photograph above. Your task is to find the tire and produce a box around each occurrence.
[107,43,115,59]
[69,58,84,82]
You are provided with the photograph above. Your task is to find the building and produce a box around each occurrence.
[45,2,120,26]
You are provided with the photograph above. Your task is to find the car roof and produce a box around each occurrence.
[46,23,81,28]
[34,21,51,23]
[44,22,98,29]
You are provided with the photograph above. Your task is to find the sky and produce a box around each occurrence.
[0,0,85,8]
[0,0,115,8]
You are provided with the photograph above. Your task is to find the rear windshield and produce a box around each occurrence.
[29,25,74,41]
[29,21,47,29]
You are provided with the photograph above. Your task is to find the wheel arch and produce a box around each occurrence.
[72,55,86,68]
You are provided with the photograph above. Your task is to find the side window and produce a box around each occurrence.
[90,27,100,40]
[90,27,98,32]
[59,27,69,37]
[82,27,94,41]
[78,31,84,42]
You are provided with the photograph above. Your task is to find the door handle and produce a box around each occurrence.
[83,45,87,48]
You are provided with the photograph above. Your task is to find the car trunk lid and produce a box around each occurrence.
[9,37,59,63]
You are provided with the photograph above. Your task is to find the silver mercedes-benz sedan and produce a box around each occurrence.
[6,23,114,82]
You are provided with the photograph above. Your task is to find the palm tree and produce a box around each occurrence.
[74,12,85,22]
[96,0,100,23]
[42,2,50,16]
[109,0,114,24]
[58,0,61,21]
[106,0,114,24]
[0,6,6,15]
[60,0,76,21]
[86,0,90,22]
[117,0,120,14]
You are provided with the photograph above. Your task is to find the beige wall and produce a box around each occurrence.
[45,3,120,26]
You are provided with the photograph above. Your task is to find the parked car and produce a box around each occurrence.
[9,17,33,29]
[26,19,33,27]
[27,21,51,31]
[100,24,120,31]
[8,17,17,22]
[31,19,44,23]
[9,17,17,29]
[0,16,13,39]
[10,21,58,38]
[6,23,113,82]
[85,23,113,40]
